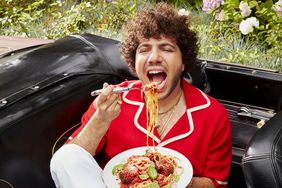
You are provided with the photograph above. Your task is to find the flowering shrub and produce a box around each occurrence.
[239,2,251,17]
[273,0,282,17]
[202,0,224,12]
[202,0,282,48]
[239,17,259,35]
[0,0,146,39]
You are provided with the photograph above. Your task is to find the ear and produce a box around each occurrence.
[181,63,185,71]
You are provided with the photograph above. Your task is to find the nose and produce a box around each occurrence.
[147,49,162,64]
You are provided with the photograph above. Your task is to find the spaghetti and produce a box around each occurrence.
[111,83,184,188]
[112,150,183,188]
[143,82,158,152]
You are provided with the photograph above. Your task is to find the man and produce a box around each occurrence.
[50,3,232,188]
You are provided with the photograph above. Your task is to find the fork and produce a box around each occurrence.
[91,87,142,96]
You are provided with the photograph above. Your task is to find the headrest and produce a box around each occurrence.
[183,59,210,93]
[242,111,282,188]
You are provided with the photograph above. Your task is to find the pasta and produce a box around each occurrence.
[143,82,158,152]
[112,150,183,188]
[111,83,184,188]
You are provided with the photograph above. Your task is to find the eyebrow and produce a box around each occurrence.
[159,43,177,49]
[137,42,177,49]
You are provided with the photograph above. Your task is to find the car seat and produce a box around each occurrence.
[242,111,282,188]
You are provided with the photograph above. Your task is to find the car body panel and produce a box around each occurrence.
[0,33,281,188]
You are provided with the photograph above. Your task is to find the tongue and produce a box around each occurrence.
[151,74,166,85]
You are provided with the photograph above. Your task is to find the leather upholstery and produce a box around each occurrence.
[242,111,282,188]
[0,34,209,188]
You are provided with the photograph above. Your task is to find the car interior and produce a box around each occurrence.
[0,33,281,188]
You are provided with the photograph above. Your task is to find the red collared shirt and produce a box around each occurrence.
[69,79,232,187]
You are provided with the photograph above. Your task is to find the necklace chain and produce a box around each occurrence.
[157,106,176,137]
[157,90,182,137]
[158,89,183,115]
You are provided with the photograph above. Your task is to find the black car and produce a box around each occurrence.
[0,33,281,188]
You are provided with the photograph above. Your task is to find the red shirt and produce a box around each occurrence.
[69,79,232,187]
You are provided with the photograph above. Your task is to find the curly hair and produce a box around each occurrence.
[120,2,199,74]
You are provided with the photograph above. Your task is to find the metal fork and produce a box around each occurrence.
[237,106,275,121]
[91,87,142,96]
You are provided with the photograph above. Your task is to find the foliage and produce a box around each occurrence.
[150,0,203,8]
[0,0,60,38]
[0,0,281,72]
[46,0,147,39]
[191,10,282,72]
[202,0,282,48]
[0,0,146,39]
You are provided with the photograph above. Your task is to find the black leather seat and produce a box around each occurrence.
[242,111,282,188]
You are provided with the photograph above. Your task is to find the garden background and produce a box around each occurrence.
[0,0,281,72]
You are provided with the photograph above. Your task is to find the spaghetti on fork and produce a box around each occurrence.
[143,82,159,153]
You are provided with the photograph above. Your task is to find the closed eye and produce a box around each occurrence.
[137,45,150,54]
[162,48,174,52]
[160,44,176,52]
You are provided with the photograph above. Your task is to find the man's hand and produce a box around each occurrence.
[69,83,122,155]
[95,83,122,125]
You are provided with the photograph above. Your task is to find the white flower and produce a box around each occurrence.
[215,10,226,21]
[239,17,259,35]
[273,0,282,18]
[85,2,91,7]
[248,17,259,28]
[239,2,252,17]
[178,8,190,16]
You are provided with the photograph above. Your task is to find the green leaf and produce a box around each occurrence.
[261,0,273,9]
[249,1,259,9]
[112,164,124,175]
[147,165,158,180]
[139,174,149,180]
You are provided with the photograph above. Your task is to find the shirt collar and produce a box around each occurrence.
[122,79,211,146]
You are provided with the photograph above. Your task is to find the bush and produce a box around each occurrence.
[195,0,282,71]
[0,0,146,39]
[0,0,281,72]
[0,0,61,38]
[202,0,282,48]
[46,0,148,39]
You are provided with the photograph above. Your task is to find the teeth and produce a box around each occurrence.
[157,80,166,89]
[148,70,163,74]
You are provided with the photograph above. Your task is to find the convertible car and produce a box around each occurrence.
[0,33,281,188]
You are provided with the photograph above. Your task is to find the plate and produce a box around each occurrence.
[103,146,193,188]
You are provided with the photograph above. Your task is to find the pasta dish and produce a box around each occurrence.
[111,83,184,188]
[112,150,183,188]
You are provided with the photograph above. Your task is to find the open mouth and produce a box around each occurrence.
[147,70,167,90]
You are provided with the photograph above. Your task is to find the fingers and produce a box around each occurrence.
[96,83,122,115]
[97,83,113,105]
[110,97,122,111]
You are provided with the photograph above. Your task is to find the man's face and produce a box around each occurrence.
[135,36,184,100]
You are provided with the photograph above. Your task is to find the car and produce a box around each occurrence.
[0,33,281,188]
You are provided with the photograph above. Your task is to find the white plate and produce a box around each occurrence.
[103,146,193,188]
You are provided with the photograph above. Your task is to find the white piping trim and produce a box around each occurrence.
[122,82,161,144]
[123,83,211,146]
[215,180,228,185]
[159,89,211,147]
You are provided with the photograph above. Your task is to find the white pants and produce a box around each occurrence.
[50,144,107,188]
